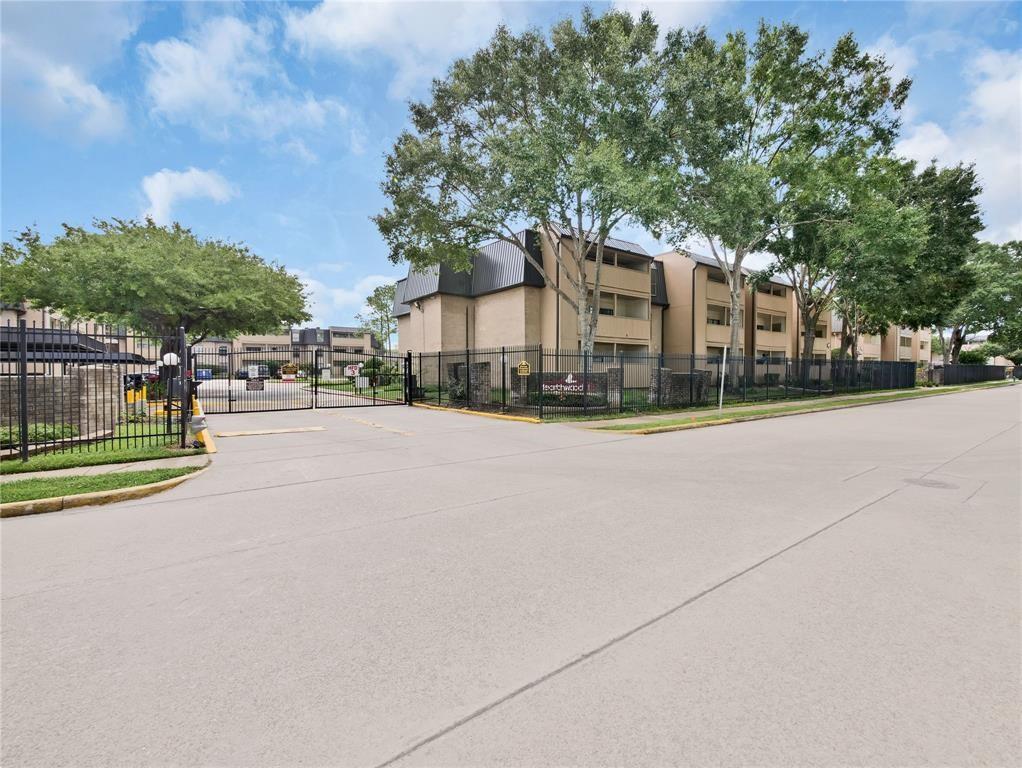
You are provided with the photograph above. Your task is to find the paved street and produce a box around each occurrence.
[2,385,1019,767]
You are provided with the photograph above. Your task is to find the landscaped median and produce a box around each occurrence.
[0,462,209,518]
[591,380,1015,435]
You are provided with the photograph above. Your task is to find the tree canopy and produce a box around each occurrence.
[356,284,397,352]
[1,218,310,343]
[374,8,675,353]
[661,21,910,358]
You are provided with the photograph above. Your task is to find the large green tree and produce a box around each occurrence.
[895,162,984,337]
[661,21,910,360]
[374,9,674,355]
[355,283,397,353]
[937,241,1022,364]
[1,218,310,346]
[762,156,926,362]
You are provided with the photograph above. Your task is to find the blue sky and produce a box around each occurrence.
[3,1,1020,326]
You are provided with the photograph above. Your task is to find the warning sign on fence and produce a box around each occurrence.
[517,360,531,377]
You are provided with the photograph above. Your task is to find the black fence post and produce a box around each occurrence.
[437,351,442,405]
[582,350,589,418]
[537,345,544,419]
[618,351,625,413]
[17,319,29,462]
[501,346,507,411]
[178,326,188,449]
[689,353,695,405]
[405,351,412,405]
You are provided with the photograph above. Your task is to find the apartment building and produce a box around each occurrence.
[829,319,930,363]
[393,228,668,356]
[881,325,931,364]
[655,250,832,360]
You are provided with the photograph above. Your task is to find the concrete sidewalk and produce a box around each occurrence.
[0,453,209,483]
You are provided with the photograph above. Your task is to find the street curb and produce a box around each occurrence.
[411,402,542,424]
[0,461,211,519]
[602,382,1015,436]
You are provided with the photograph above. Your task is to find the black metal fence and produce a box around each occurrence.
[1,320,189,461]
[930,364,1010,385]
[192,348,408,413]
[409,346,920,418]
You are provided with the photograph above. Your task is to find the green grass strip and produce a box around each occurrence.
[598,381,1013,432]
[0,467,200,504]
[1,445,205,475]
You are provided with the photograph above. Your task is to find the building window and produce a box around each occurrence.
[756,313,785,333]
[218,345,228,356]
[598,293,615,316]
[899,336,912,348]
[756,350,785,360]
[707,269,726,284]
[244,346,262,352]
[707,304,742,327]
[757,283,785,297]
[616,295,648,320]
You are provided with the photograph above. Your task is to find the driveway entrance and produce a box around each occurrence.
[193,348,409,413]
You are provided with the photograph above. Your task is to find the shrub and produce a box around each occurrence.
[957,349,988,365]
[0,422,79,447]
[1005,349,1022,365]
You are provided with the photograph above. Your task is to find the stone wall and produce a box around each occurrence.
[446,361,492,404]
[648,368,711,407]
[0,366,123,438]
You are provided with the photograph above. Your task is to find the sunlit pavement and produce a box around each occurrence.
[2,386,1019,766]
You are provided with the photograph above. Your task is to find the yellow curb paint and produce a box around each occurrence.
[214,427,327,437]
[191,397,217,454]
[0,462,210,518]
[411,402,541,424]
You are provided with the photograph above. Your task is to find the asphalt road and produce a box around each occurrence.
[2,386,1019,767]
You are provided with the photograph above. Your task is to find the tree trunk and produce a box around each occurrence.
[950,327,966,364]
[726,257,744,388]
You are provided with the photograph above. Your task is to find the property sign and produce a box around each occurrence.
[541,372,600,395]
[280,362,298,383]
[247,365,260,380]
[246,378,264,391]
[517,360,531,377]
[195,368,212,380]
[344,364,361,377]
[356,376,370,389]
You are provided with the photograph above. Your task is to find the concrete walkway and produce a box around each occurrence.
[0,454,209,483]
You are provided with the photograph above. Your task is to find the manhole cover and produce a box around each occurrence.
[904,477,958,489]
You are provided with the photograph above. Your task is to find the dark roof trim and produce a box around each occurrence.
[391,279,411,317]
[548,224,651,258]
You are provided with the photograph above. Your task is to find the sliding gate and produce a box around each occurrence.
[193,348,408,414]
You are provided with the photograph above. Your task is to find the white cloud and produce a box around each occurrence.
[867,34,919,83]
[283,139,319,165]
[611,1,722,32]
[298,271,402,326]
[142,167,239,225]
[284,1,525,99]
[896,48,1022,243]
[139,15,348,140]
[1,2,140,141]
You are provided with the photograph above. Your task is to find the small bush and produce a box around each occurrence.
[957,350,988,365]
[0,422,79,447]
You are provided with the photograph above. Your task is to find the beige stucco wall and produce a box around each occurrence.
[657,252,695,355]
[396,316,411,352]
[745,282,793,356]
